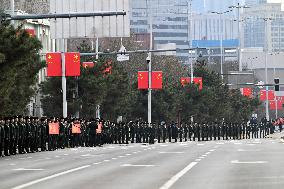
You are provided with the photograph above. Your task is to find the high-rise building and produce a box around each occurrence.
[130,0,241,60]
[243,2,284,52]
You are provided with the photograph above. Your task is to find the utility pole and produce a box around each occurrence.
[263,17,273,121]
[10,0,14,25]
[147,0,153,127]
[229,3,250,72]
[188,0,194,83]
[211,10,232,81]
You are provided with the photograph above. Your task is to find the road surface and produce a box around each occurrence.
[1,138,284,189]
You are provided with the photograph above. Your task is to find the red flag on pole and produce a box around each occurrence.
[46,52,62,77]
[260,90,266,101]
[82,62,95,68]
[25,29,35,37]
[241,88,253,97]
[181,77,190,87]
[152,71,163,90]
[268,90,275,101]
[138,71,149,89]
[193,77,203,90]
[65,52,81,76]
[270,100,283,110]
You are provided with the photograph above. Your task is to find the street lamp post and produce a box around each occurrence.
[263,17,273,121]
[229,3,250,72]
[211,10,232,81]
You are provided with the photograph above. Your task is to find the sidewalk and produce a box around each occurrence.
[266,131,284,140]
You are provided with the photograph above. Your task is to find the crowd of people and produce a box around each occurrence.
[0,116,277,157]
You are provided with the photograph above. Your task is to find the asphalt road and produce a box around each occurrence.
[1,138,284,189]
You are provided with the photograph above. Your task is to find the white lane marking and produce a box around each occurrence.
[209,149,216,152]
[200,157,205,159]
[237,149,260,152]
[9,164,16,166]
[103,160,110,162]
[216,142,224,145]
[118,156,125,158]
[159,152,184,154]
[63,154,69,156]
[121,164,155,167]
[137,151,142,153]
[93,162,102,165]
[159,162,198,189]
[231,160,268,164]
[195,159,202,162]
[54,156,60,158]
[125,154,131,156]
[112,158,117,160]
[201,155,207,157]
[205,152,211,155]
[197,144,205,146]
[13,168,45,171]
[133,152,138,154]
[234,143,242,145]
[144,149,148,151]
[11,165,90,189]
[160,145,169,147]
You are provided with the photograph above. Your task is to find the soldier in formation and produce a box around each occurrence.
[0,116,275,157]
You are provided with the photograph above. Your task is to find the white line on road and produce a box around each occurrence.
[13,168,45,171]
[11,165,90,189]
[118,156,125,158]
[205,152,211,155]
[103,160,110,162]
[209,149,216,152]
[237,149,260,152]
[197,143,205,146]
[112,158,117,160]
[125,154,132,156]
[195,159,201,162]
[159,152,184,154]
[121,164,155,167]
[93,162,102,165]
[159,162,198,189]
[231,160,268,164]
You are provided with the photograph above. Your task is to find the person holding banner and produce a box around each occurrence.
[96,119,103,146]
[48,118,59,151]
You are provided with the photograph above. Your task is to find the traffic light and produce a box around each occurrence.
[274,78,280,91]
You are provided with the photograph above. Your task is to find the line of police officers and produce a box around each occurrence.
[0,116,275,157]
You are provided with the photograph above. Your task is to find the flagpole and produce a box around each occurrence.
[62,39,67,118]
[147,0,153,127]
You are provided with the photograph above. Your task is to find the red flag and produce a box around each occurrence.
[181,77,190,87]
[25,29,35,37]
[270,100,283,110]
[82,62,95,68]
[193,77,203,90]
[65,52,81,76]
[152,71,163,90]
[103,60,112,76]
[72,123,81,134]
[138,71,149,89]
[241,88,252,97]
[260,90,266,101]
[49,122,59,135]
[46,52,62,77]
[268,90,275,101]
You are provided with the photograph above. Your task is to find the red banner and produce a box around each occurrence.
[46,53,62,77]
[96,123,103,134]
[138,71,149,89]
[65,52,81,76]
[260,90,275,101]
[181,77,190,87]
[241,88,253,97]
[82,62,95,68]
[269,100,283,110]
[152,71,163,90]
[72,123,81,134]
[25,29,35,37]
[49,122,59,135]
